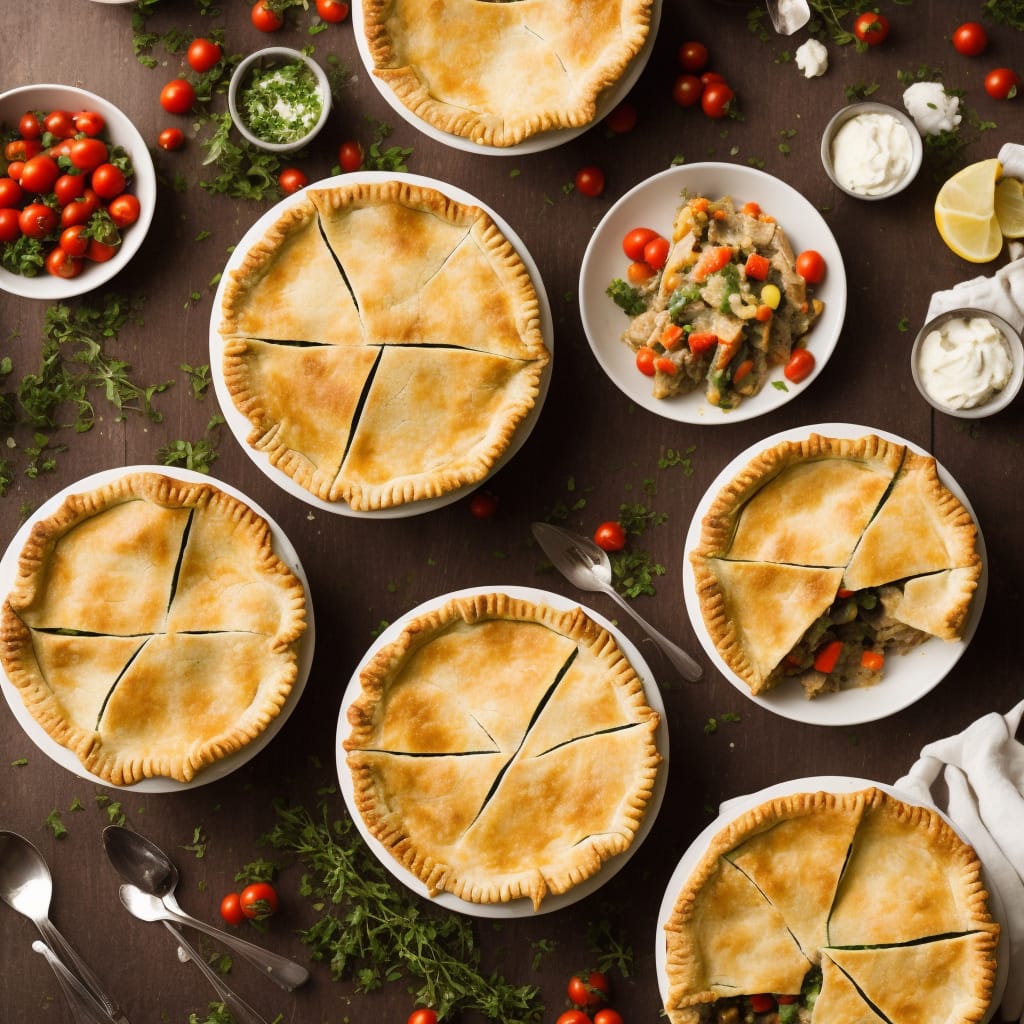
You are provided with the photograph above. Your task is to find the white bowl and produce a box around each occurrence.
[820,101,923,200]
[0,84,156,301]
[227,47,331,154]
[911,307,1024,418]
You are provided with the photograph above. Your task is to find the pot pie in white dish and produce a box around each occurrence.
[219,179,550,512]
[0,471,307,786]
[660,784,1000,1024]
[342,591,662,911]
[359,0,655,148]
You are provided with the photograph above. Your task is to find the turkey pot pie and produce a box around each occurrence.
[343,592,661,910]
[0,472,307,785]
[663,787,999,1024]
[689,433,980,698]
[220,180,549,511]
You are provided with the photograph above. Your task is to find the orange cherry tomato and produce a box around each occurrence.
[784,347,816,383]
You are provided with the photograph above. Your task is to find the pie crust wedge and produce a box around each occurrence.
[220,179,550,511]
[0,472,307,785]
[360,0,654,148]
[689,433,981,696]
[663,787,999,1024]
[343,592,661,910]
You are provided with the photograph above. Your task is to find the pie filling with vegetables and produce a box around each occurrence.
[663,787,999,1024]
[343,592,661,910]
[220,180,549,511]
[0,473,307,785]
[610,195,824,411]
[690,433,980,697]
[361,0,654,147]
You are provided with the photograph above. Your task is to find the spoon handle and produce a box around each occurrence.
[32,941,115,1024]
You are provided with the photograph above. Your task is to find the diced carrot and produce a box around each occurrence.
[860,650,885,672]
[750,994,776,1014]
[755,304,773,322]
[744,252,770,280]
[712,208,727,220]
[813,640,844,674]
[690,197,709,214]
[661,323,685,349]
[627,260,654,284]
[688,330,718,354]
[837,588,855,599]
[692,245,733,282]
[733,358,754,383]
[742,201,762,216]
[654,357,678,375]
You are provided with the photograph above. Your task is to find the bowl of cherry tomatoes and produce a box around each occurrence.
[0,84,156,300]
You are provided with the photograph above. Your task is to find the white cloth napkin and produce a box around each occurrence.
[895,700,1024,1023]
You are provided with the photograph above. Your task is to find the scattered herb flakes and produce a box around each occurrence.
[181,363,213,400]
[982,0,1024,29]
[183,826,210,859]
[188,1004,236,1024]
[704,712,742,734]
[363,118,413,172]
[530,938,557,971]
[46,809,68,838]
[897,316,910,332]
[586,913,634,978]
[618,501,667,536]
[844,81,880,102]
[95,794,126,826]
[11,757,28,767]
[609,547,666,598]
[658,445,696,474]
[69,797,85,812]
[235,857,279,886]
[200,112,282,201]
[772,379,790,391]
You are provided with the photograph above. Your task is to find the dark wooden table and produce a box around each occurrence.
[2,1,1022,1021]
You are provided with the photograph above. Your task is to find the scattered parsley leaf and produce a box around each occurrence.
[606,278,647,317]
[46,809,68,838]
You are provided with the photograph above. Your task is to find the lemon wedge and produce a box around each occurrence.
[995,176,1024,238]
[935,158,1003,262]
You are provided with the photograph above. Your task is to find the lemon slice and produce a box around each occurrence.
[935,158,1003,262]
[995,176,1024,238]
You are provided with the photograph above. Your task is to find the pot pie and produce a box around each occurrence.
[220,180,549,511]
[689,433,981,698]
[0,472,307,785]
[663,787,1000,1024]
[343,592,661,910]
[361,0,654,147]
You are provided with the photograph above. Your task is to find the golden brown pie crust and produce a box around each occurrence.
[663,787,999,1024]
[343,592,661,910]
[220,180,549,511]
[361,0,654,147]
[0,472,307,785]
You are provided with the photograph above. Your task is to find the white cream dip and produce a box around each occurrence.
[917,316,1014,410]
[830,111,913,196]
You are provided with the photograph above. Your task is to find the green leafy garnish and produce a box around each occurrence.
[200,112,282,200]
[606,278,647,316]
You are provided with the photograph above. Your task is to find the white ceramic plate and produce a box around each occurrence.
[209,170,553,519]
[0,85,156,300]
[350,0,661,156]
[579,162,847,423]
[682,423,987,726]
[0,466,315,793]
[335,584,669,918]
[654,775,1008,1020]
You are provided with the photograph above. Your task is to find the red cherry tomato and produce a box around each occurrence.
[699,71,726,87]
[72,110,106,136]
[672,73,702,108]
[187,37,223,73]
[575,166,605,197]
[87,238,119,263]
[69,137,109,173]
[701,82,734,119]
[853,11,889,45]
[59,225,90,258]
[158,127,186,151]
[60,189,101,228]
[0,177,23,209]
[678,41,710,72]
[18,154,60,194]
[643,235,670,271]
[795,249,826,284]
[952,22,987,57]
[316,0,350,21]
[407,1010,438,1024]
[278,167,309,194]
[53,174,86,206]
[594,1011,625,1024]
[593,523,627,553]
[338,140,364,172]
[636,346,658,377]
[18,112,42,139]
[108,194,141,228]
[18,203,59,240]
[468,491,498,518]
[239,882,279,920]
[43,110,76,139]
[984,67,1021,100]
[91,163,127,200]
[46,246,84,279]
[784,347,816,383]
[622,227,659,261]
[252,0,284,31]
[5,139,41,162]
[604,102,637,134]
[0,208,21,244]
[220,893,245,926]
[160,78,197,115]
[6,161,25,184]
[556,1012,593,1024]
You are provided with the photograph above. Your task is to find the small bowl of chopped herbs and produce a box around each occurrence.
[228,47,331,154]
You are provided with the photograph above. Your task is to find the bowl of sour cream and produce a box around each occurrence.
[821,101,922,200]
[911,308,1024,418]
[228,47,331,153]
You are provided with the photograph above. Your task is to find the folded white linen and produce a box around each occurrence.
[895,700,1024,1023]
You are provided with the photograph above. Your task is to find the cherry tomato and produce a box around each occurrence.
[622,227,659,261]
[0,208,21,244]
[556,1012,593,1024]
[158,127,186,151]
[338,140,364,172]
[160,78,197,115]
[59,225,90,258]
[69,138,109,173]
[643,235,670,271]
[575,166,605,197]
[593,523,627,553]
[678,41,710,72]
[700,71,726,87]
[252,0,284,31]
[795,249,826,284]
[0,177,23,209]
[407,1010,438,1024]
[187,37,223,73]
[60,189,101,228]
[87,238,119,263]
[316,0,350,21]
[43,110,76,139]
[626,260,653,284]
[278,167,309,194]
[468,491,498,518]
[53,173,85,206]
[5,138,42,162]
[604,102,637,134]
[239,882,279,920]
[784,347,815,383]
[220,893,245,926]
[984,67,1021,100]
[952,22,987,56]
[108,194,141,228]
[48,138,74,161]
[91,163,127,200]
[72,110,106,136]
[701,82,734,119]
[672,73,702,108]
[18,203,58,239]
[6,161,25,184]
[594,1011,625,1024]
[853,12,889,45]
[635,346,657,376]
[18,112,42,139]
[46,246,84,279]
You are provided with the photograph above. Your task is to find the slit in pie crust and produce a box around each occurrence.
[220,180,550,511]
[343,592,661,910]
[0,472,307,785]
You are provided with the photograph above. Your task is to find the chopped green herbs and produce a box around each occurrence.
[239,60,323,144]
[606,278,647,317]
[200,112,282,200]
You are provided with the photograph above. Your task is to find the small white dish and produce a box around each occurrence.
[911,307,1024,418]
[227,47,331,153]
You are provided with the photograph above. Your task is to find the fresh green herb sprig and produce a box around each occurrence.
[606,279,647,317]
[982,0,1024,30]
[806,0,913,47]
[200,112,283,200]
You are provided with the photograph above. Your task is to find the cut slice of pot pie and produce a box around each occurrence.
[0,472,307,785]
[220,180,550,511]
[343,592,661,910]
[689,433,981,697]
[663,787,999,1024]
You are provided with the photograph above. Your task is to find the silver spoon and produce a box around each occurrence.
[0,831,129,1024]
[531,522,703,682]
[765,0,811,34]
[32,940,116,1024]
